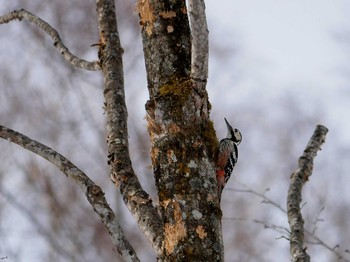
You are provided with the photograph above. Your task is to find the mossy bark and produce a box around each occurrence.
[138,0,223,260]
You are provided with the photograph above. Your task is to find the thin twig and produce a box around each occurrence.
[0,125,139,262]
[287,125,328,262]
[310,206,325,235]
[232,183,287,214]
[0,9,100,71]
[223,216,288,236]
[229,181,349,261]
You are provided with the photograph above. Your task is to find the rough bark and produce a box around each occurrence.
[137,0,222,260]
[1,1,224,260]
[95,0,163,256]
[287,125,329,262]
[188,0,209,82]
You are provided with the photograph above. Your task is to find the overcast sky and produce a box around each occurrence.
[205,0,350,145]
[207,0,348,85]
[1,1,350,261]
[204,1,350,261]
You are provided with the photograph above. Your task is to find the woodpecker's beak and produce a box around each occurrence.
[224,118,233,130]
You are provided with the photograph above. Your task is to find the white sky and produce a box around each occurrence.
[207,0,348,84]
[204,1,350,260]
[1,1,350,261]
[206,0,350,143]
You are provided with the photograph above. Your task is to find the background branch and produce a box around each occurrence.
[95,0,163,255]
[0,9,100,71]
[287,124,328,262]
[229,178,349,261]
[0,125,139,262]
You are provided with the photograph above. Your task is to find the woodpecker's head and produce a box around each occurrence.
[224,118,242,145]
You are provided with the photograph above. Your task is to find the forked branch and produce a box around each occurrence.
[0,9,100,71]
[287,125,328,262]
[0,125,139,262]
[230,181,349,261]
[95,0,163,255]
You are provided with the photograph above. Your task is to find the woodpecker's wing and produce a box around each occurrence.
[223,143,238,186]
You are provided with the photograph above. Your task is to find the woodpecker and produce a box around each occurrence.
[216,118,242,202]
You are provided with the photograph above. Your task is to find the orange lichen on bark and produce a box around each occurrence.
[136,0,156,35]
[146,113,161,137]
[196,225,207,239]
[164,201,187,254]
[150,146,159,167]
[167,149,177,163]
[168,123,181,135]
[159,11,176,19]
[167,25,174,33]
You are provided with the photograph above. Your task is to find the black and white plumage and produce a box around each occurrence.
[216,118,242,201]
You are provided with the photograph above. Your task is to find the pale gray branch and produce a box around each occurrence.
[188,0,209,83]
[0,9,101,71]
[95,0,163,255]
[0,125,139,262]
[230,181,349,261]
[287,124,328,262]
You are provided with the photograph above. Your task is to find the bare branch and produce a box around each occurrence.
[287,125,329,262]
[226,215,350,262]
[0,9,101,71]
[0,125,139,262]
[188,0,209,82]
[231,184,287,214]
[223,217,288,236]
[95,0,163,255]
[305,233,349,262]
[231,182,350,261]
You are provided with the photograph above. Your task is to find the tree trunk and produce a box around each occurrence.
[137,0,223,260]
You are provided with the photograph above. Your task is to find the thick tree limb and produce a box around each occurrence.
[137,0,192,94]
[188,0,209,83]
[287,125,328,262]
[95,0,163,255]
[0,9,101,71]
[138,1,222,260]
[0,125,139,262]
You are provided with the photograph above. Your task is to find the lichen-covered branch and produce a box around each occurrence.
[0,125,139,262]
[0,9,100,71]
[95,0,163,256]
[188,0,209,83]
[137,0,192,95]
[137,0,222,260]
[287,125,329,262]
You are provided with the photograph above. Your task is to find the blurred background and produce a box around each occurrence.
[0,0,349,261]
